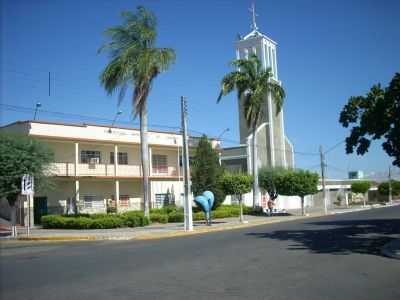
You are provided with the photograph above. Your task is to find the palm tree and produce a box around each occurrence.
[99,7,175,217]
[217,54,285,208]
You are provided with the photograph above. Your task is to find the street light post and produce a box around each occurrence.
[109,110,122,133]
[217,128,230,140]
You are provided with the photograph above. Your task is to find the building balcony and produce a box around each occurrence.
[49,162,179,178]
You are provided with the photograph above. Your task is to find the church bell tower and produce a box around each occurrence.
[236,3,294,169]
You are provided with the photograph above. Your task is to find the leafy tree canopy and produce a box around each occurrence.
[350,181,371,194]
[0,134,54,204]
[258,167,286,195]
[191,135,225,209]
[220,173,253,196]
[259,168,319,198]
[378,180,400,196]
[339,72,400,166]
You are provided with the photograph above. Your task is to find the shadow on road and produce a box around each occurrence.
[247,218,400,257]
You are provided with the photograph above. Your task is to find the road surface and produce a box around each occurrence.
[1,206,399,299]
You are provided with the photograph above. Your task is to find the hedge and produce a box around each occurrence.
[150,213,168,224]
[41,205,258,228]
[42,212,149,229]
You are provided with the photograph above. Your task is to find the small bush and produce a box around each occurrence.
[167,211,184,223]
[150,213,168,224]
[193,211,205,221]
[90,216,124,229]
[121,211,149,227]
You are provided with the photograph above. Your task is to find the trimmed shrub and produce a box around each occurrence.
[167,211,184,223]
[41,212,149,229]
[193,211,205,221]
[121,211,149,227]
[150,213,168,224]
[90,216,124,229]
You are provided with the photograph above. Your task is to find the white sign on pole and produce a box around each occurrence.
[21,174,34,195]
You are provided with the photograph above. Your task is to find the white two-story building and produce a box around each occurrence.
[1,120,220,223]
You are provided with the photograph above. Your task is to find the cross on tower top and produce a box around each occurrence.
[249,2,258,31]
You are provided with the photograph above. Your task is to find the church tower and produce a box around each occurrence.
[236,3,294,169]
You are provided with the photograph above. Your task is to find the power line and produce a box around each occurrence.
[324,139,346,155]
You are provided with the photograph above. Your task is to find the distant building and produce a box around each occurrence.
[0,120,219,224]
[348,171,364,180]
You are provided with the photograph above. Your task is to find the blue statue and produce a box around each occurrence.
[194,191,214,225]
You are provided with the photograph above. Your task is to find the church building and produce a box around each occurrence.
[221,5,295,178]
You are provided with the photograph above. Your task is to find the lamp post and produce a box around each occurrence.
[217,128,230,140]
[109,110,122,133]
[33,102,41,120]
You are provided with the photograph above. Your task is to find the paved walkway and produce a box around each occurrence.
[1,215,303,241]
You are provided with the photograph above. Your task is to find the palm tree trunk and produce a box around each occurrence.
[140,101,150,218]
[252,126,258,209]
[301,196,305,216]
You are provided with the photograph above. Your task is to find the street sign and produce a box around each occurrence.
[21,174,34,195]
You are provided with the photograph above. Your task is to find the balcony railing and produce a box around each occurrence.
[50,162,179,177]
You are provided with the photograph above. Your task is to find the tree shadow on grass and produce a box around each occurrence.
[247,219,400,257]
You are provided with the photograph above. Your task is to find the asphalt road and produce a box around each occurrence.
[1,206,399,300]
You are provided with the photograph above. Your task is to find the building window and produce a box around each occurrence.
[83,195,96,208]
[120,195,129,207]
[155,193,174,208]
[152,154,168,174]
[81,150,101,164]
[110,152,128,165]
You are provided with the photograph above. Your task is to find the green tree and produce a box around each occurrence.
[220,172,253,222]
[351,181,371,206]
[191,136,225,209]
[99,7,175,217]
[339,72,400,167]
[378,180,400,196]
[217,54,285,208]
[258,167,286,201]
[259,168,319,216]
[0,134,54,230]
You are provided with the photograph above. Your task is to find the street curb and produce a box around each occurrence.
[330,202,400,215]
[381,239,400,260]
[5,204,397,243]
[17,236,97,241]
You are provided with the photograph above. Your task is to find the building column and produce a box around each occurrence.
[115,180,120,212]
[75,180,80,210]
[74,142,79,176]
[149,146,153,176]
[114,144,119,212]
[114,144,118,176]
[262,41,267,69]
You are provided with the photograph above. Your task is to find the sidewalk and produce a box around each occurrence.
[0,214,314,242]
[1,202,398,242]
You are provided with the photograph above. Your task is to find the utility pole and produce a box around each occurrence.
[181,96,193,231]
[320,145,328,214]
[388,166,393,205]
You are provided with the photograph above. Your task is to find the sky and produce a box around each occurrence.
[1,0,400,179]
